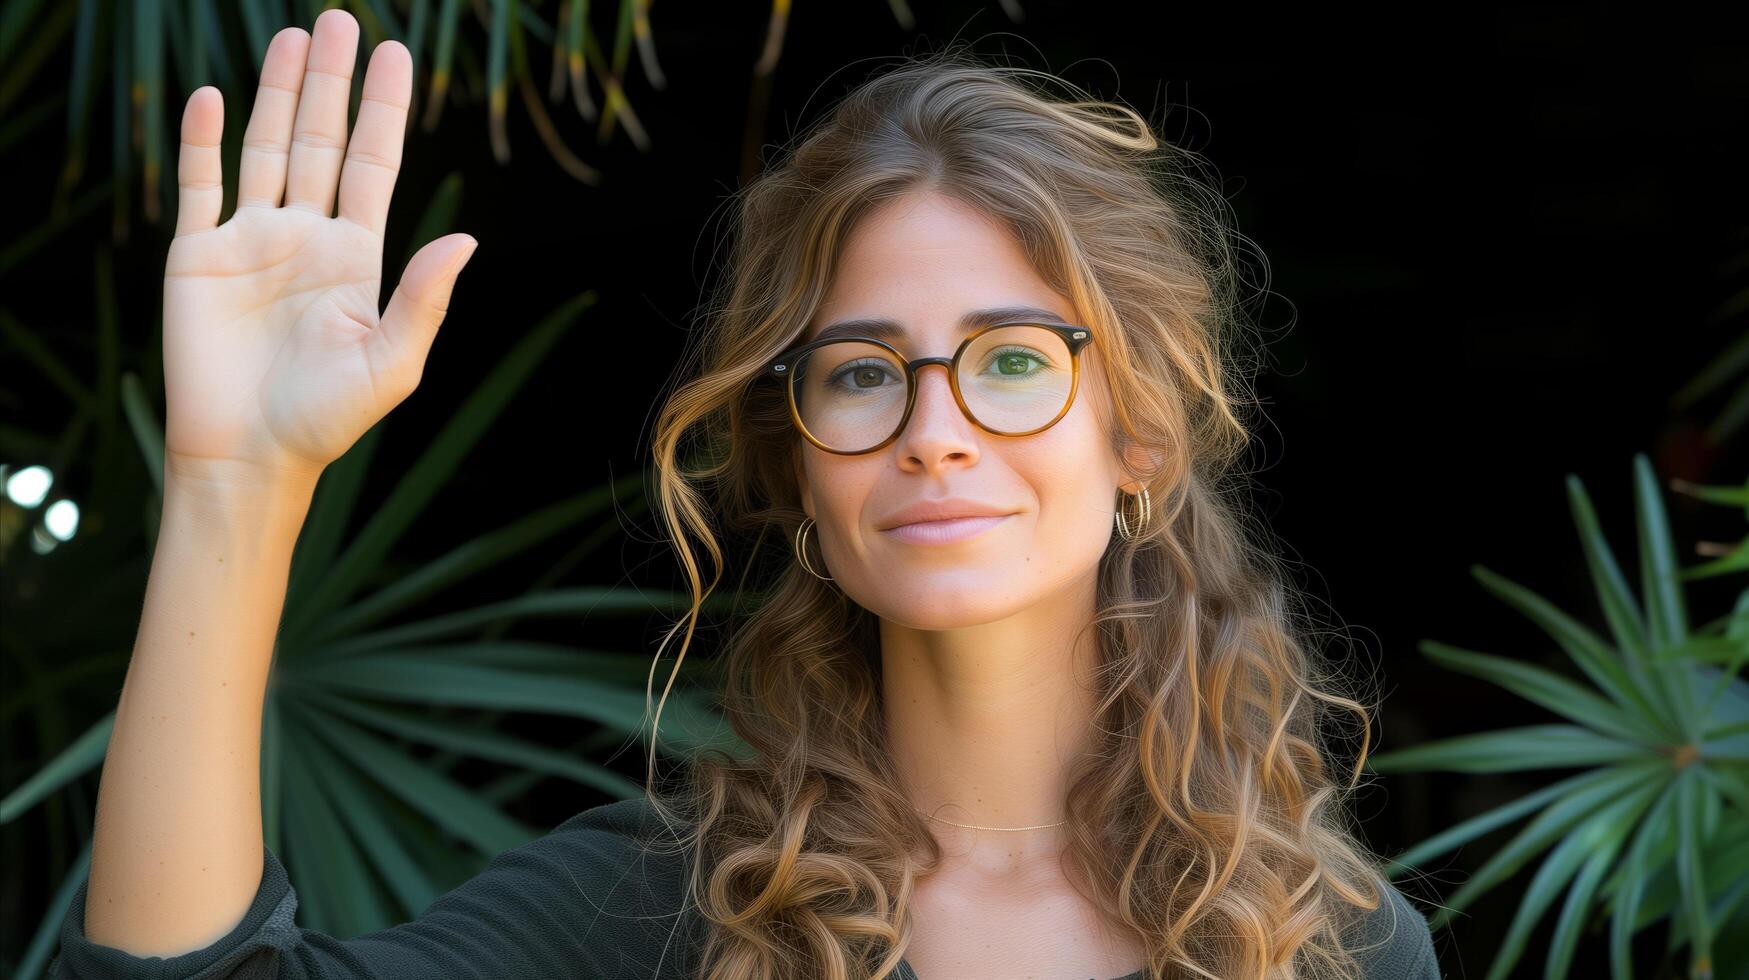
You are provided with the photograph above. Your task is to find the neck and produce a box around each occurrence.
[880,571,1103,840]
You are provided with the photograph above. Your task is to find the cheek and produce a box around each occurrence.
[801,451,882,524]
[1021,369,1119,476]
[1006,408,1122,532]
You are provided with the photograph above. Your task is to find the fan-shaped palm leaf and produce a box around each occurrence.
[1369,453,1749,980]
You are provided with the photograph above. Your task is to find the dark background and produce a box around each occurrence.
[7,3,1747,977]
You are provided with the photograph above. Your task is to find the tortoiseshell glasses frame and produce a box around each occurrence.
[762,320,1096,456]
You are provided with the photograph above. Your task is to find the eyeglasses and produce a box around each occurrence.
[764,321,1095,455]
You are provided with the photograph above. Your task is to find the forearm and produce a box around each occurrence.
[82,463,317,957]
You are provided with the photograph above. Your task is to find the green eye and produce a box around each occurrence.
[985,346,1051,377]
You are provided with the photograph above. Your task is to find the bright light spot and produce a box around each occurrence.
[6,465,53,507]
[44,499,80,541]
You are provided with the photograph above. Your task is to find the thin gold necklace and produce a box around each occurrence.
[917,809,1068,831]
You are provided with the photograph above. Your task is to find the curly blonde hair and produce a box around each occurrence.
[635,43,1394,980]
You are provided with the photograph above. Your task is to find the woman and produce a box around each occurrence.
[52,9,1439,980]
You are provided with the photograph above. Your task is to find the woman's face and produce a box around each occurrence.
[793,188,1147,629]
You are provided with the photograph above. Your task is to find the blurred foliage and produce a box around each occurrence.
[1369,453,1749,980]
[1368,221,1749,980]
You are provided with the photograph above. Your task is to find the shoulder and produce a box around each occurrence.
[423,794,699,951]
[553,794,691,840]
[1341,878,1442,979]
[538,795,697,903]
[478,795,701,977]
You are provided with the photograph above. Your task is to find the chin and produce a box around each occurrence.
[857,575,1030,629]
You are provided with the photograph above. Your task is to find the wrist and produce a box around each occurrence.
[164,454,323,525]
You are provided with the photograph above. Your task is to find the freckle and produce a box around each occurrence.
[218,558,224,563]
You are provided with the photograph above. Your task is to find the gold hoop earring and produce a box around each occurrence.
[795,517,834,581]
[1114,487,1152,541]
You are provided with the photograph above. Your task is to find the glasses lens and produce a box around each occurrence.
[791,340,908,453]
[789,325,1074,453]
[956,325,1074,434]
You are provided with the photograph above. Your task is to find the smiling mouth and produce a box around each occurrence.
[879,514,1013,544]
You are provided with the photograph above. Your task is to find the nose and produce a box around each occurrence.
[892,360,980,470]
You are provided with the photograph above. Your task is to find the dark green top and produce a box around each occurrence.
[50,796,1440,979]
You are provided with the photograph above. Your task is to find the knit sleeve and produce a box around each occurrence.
[47,797,697,980]
[1349,878,1442,980]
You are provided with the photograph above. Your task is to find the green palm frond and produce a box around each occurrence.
[1670,477,1749,584]
[1369,453,1749,980]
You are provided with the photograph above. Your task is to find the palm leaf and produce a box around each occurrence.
[1366,724,1654,774]
[0,711,112,823]
[280,718,393,936]
[312,475,642,641]
[1675,767,1714,977]
[303,586,726,660]
[1381,767,1612,876]
[1470,564,1672,731]
[286,696,534,856]
[263,680,285,856]
[291,722,443,917]
[1610,781,1678,980]
[1532,779,1662,979]
[1397,452,1747,979]
[1568,472,1690,728]
[282,653,720,751]
[1634,455,1699,733]
[296,686,644,799]
[281,290,597,644]
[284,421,384,621]
[1418,640,1665,744]
[1428,760,1665,929]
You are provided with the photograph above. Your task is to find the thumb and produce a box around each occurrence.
[372,233,479,391]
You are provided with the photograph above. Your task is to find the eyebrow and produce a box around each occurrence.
[808,305,1071,345]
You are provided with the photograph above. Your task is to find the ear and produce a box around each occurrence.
[1114,433,1166,494]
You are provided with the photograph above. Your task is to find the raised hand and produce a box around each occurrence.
[163,9,476,487]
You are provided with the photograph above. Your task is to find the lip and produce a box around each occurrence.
[879,514,1013,544]
[878,498,1017,530]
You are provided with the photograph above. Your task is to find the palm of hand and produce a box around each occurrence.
[164,208,391,471]
[163,9,476,484]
